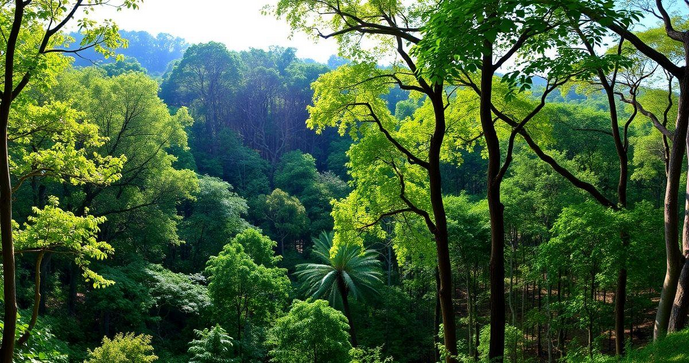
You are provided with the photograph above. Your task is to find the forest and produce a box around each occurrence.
[0,0,688,362]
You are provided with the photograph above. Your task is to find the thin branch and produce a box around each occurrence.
[351,102,430,169]
[616,92,673,138]
[360,208,414,229]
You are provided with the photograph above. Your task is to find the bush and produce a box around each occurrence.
[85,333,157,363]
[188,324,236,363]
[268,300,351,363]
[350,346,394,362]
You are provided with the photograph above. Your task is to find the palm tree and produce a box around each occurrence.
[295,231,383,347]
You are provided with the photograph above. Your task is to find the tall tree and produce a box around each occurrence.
[272,2,465,358]
[555,0,688,340]
[205,239,290,359]
[0,1,139,359]
[161,42,240,157]
[417,1,584,359]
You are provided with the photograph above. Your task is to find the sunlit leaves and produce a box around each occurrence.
[15,196,113,288]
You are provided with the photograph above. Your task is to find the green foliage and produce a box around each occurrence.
[147,264,210,316]
[86,262,156,333]
[86,333,157,363]
[231,228,280,267]
[296,231,383,305]
[55,69,198,261]
[349,346,394,363]
[477,325,523,363]
[178,175,248,271]
[216,130,270,197]
[9,98,125,190]
[251,189,309,253]
[160,42,240,158]
[15,196,112,288]
[187,325,236,363]
[274,151,348,234]
[275,151,318,197]
[205,239,290,357]
[267,299,352,363]
[352,286,434,362]
[100,57,148,77]
[10,320,69,363]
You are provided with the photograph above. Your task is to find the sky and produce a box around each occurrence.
[85,0,339,63]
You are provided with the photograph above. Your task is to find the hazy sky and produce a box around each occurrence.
[88,0,339,63]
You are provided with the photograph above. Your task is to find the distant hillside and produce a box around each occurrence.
[69,30,188,76]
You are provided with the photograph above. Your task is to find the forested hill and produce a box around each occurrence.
[69,31,189,76]
[2,2,689,363]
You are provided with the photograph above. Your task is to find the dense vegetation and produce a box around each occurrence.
[0,0,688,362]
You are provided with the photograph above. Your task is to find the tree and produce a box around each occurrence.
[275,151,318,196]
[251,189,308,255]
[177,175,248,271]
[349,346,394,363]
[161,42,240,157]
[540,202,620,357]
[0,2,140,357]
[56,69,198,262]
[147,264,211,317]
[205,241,290,359]
[272,2,465,358]
[267,299,352,363]
[13,196,113,345]
[86,333,157,363]
[274,151,347,234]
[560,0,689,340]
[231,228,280,268]
[187,325,236,363]
[416,1,626,359]
[86,262,156,337]
[296,231,383,346]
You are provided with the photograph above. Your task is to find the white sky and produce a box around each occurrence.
[87,0,339,63]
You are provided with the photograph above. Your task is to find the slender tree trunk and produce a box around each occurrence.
[537,281,542,358]
[38,252,51,315]
[435,269,442,362]
[479,42,506,362]
[658,76,689,339]
[670,258,689,332]
[428,90,458,362]
[0,3,27,359]
[337,276,358,347]
[669,77,689,333]
[0,104,16,363]
[0,108,17,363]
[547,282,553,363]
[467,273,473,360]
[17,251,45,346]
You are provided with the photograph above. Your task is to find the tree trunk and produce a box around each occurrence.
[0,103,16,363]
[435,269,442,362]
[479,42,506,362]
[337,275,358,347]
[17,251,45,346]
[39,253,51,315]
[429,89,458,362]
[657,75,689,339]
[669,258,689,332]
[466,270,474,359]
